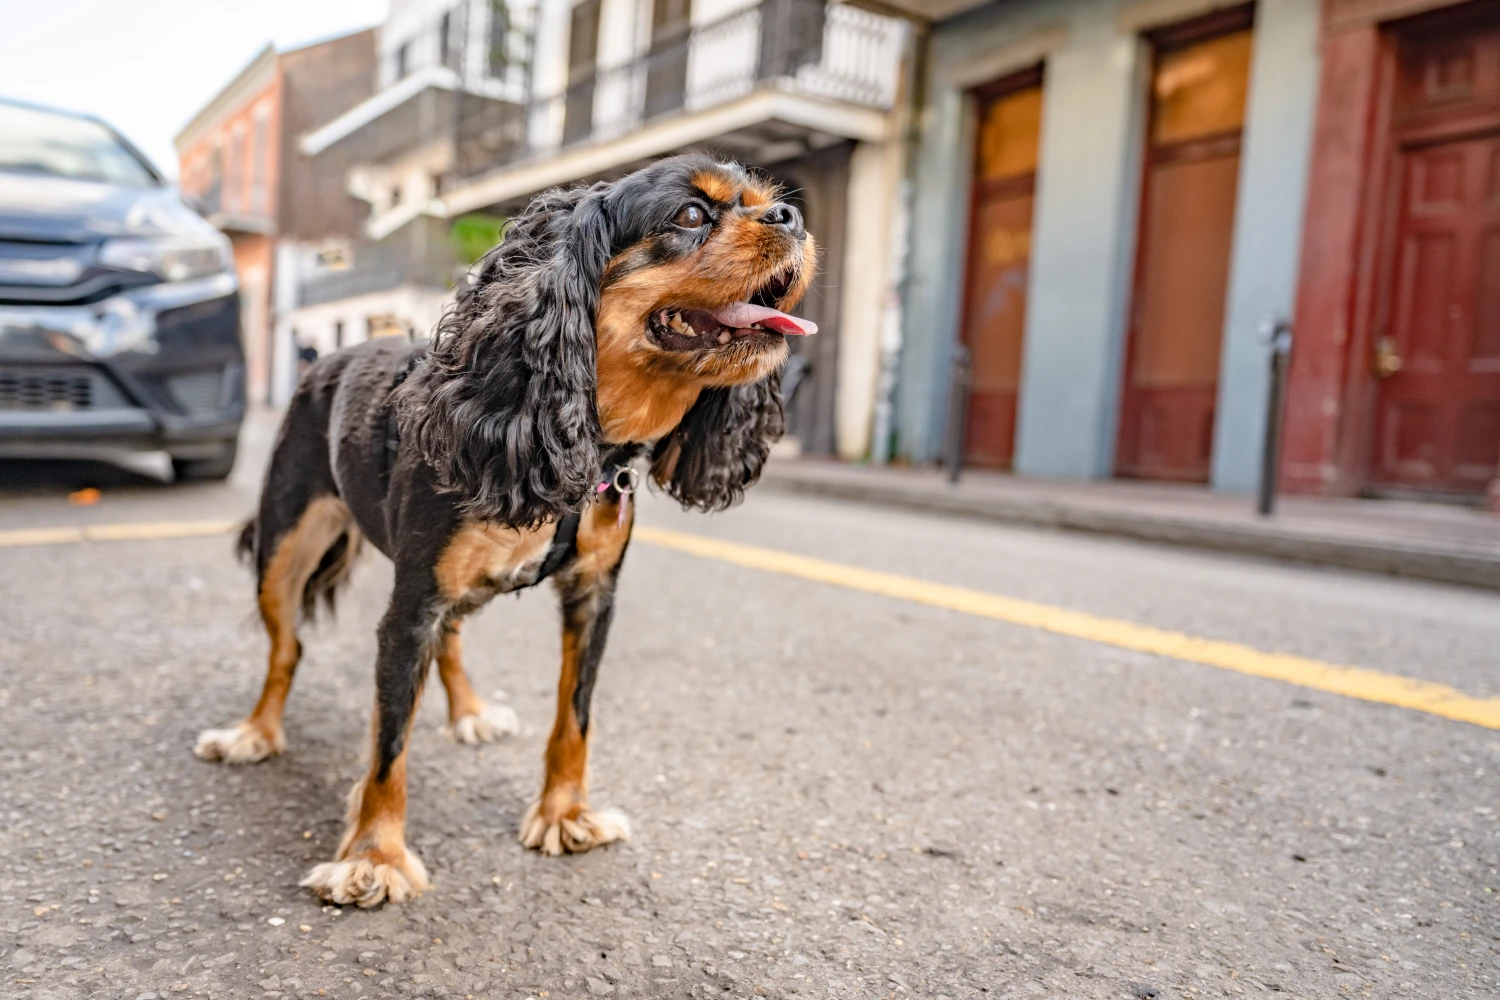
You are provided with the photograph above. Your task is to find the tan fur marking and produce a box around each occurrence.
[434,521,558,602]
[302,701,430,906]
[530,500,633,838]
[691,169,737,204]
[434,622,486,724]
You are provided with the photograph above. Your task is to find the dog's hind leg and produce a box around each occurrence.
[196,494,353,764]
[436,619,519,745]
[520,500,633,855]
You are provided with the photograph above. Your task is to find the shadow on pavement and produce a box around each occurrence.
[0,456,172,496]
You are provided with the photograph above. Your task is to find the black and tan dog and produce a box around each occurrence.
[194,153,817,907]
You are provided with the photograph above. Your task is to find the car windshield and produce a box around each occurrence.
[0,102,158,186]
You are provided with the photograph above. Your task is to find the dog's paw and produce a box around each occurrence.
[300,848,429,908]
[193,722,283,764]
[442,702,519,745]
[519,799,631,856]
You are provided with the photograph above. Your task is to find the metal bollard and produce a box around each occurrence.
[941,343,972,484]
[1257,318,1294,517]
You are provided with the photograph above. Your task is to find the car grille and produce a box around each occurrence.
[0,369,94,410]
[0,366,129,411]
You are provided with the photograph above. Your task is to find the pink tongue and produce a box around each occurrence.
[709,301,818,336]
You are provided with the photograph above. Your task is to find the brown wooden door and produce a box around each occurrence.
[1368,13,1500,497]
[959,79,1041,469]
[1117,23,1253,482]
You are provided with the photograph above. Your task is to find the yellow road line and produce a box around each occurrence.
[3,516,1494,730]
[634,525,1500,731]
[0,519,239,548]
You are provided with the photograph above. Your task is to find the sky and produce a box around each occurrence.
[0,0,388,179]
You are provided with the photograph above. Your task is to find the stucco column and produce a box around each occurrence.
[836,139,903,460]
[1012,24,1147,479]
[1208,0,1321,493]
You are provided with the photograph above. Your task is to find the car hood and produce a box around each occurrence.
[0,173,214,244]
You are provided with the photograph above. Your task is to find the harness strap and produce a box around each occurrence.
[537,510,582,580]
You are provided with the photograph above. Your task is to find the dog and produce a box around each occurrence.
[193,153,817,907]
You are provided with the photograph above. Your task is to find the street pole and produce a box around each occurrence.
[942,342,972,484]
[1257,318,1293,517]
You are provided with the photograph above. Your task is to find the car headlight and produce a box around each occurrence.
[98,232,233,283]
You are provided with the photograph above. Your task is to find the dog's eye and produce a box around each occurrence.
[673,205,706,229]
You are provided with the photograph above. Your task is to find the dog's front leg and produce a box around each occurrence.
[521,502,633,855]
[301,574,439,906]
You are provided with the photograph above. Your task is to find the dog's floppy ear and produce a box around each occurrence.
[649,369,785,511]
[400,184,613,527]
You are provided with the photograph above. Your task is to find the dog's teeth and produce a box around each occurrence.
[683,324,697,337]
[668,314,688,333]
[717,330,730,345]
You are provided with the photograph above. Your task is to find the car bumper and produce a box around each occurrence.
[0,273,244,457]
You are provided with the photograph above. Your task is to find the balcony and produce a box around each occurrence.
[446,0,905,213]
[296,216,458,309]
[195,179,276,236]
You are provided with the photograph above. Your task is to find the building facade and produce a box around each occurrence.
[892,0,1497,504]
[1284,0,1500,501]
[175,30,378,405]
[306,0,914,459]
[894,0,1321,493]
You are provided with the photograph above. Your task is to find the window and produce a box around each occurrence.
[440,11,452,68]
[391,183,402,208]
[488,2,508,76]
[334,320,345,349]
[250,107,270,217]
[396,42,410,79]
[226,126,245,214]
[563,0,603,144]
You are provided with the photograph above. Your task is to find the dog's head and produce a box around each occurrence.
[404,153,817,527]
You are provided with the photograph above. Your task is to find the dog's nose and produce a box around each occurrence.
[760,202,804,238]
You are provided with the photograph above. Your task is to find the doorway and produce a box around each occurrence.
[957,69,1042,469]
[1116,8,1253,482]
[1366,7,1500,498]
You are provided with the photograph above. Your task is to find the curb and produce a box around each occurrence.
[758,469,1500,592]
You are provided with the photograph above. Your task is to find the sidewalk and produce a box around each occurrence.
[758,460,1500,591]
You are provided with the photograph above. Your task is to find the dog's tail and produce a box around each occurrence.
[234,517,257,568]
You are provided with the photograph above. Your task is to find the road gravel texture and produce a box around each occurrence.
[1,458,1497,999]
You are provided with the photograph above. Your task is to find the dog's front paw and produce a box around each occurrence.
[519,798,631,856]
[300,847,429,908]
[442,702,519,745]
[193,722,283,764]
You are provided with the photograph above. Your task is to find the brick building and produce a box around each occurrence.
[174,30,378,404]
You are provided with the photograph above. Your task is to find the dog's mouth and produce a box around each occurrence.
[647,267,816,350]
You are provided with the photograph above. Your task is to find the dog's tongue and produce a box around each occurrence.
[710,301,818,336]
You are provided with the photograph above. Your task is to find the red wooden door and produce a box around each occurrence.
[1367,14,1500,497]
[1370,136,1500,494]
[1117,24,1253,482]
[959,79,1041,469]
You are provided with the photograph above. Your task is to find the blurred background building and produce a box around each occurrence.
[890,0,1497,506]
[175,29,378,407]
[166,0,1499,505]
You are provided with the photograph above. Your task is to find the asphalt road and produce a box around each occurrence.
[1,414,1497,1000]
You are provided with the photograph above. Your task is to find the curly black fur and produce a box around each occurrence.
[397,184,611,528]
[651,369,784,512]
